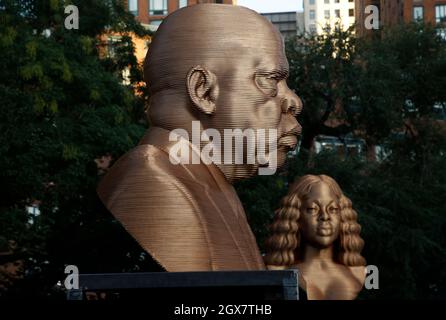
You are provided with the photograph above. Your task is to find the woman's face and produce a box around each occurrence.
[299,182,341,248]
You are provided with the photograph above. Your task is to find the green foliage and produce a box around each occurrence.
[237,23,446,299]
[357,23,446,144]
[287,24,362,149]
[1,1,446,300]
[0,0,153,297]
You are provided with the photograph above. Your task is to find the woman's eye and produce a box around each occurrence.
[255,75,278,97]
[329,207,340,214]
[306,207,317,214]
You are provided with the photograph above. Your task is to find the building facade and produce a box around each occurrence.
[355,0,446,36]
[126,0,235,26]
[261,11,305,38]
[303,0,356,34]
[404,0,446,38]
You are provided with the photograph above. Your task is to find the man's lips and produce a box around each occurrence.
[278,125,302,151]
[278,135,298,150]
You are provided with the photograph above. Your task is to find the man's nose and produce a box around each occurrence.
[281,86,303,116]
[279,85,302,136]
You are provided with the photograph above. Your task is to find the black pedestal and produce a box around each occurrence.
[67,270,307,301]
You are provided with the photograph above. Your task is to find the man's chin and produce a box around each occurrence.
[215,163,259,182]
[275,150,288,169]
[214,152,288,181]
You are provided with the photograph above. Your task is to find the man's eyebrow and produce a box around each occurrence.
[271,69,288,79]
[259,68,288,79]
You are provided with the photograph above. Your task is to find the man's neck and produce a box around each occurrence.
[141,126,259,184]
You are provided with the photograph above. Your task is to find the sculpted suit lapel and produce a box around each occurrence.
[98,127,265,271]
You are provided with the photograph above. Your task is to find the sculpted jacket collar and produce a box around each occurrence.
[98,127,265,272]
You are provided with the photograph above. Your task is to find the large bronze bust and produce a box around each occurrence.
[97,4,302,272]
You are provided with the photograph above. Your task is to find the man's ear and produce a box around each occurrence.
[186,65,219,115]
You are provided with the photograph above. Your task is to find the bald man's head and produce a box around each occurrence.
[143,4,302,182]
[144,4,283,96]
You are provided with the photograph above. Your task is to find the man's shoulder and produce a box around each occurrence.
[97,144,199,209]
[96,144,214,271]
[108,143,215,182]
[114,143,176,174]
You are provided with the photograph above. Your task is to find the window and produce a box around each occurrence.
[436,5,446,23]
[310,0,315,5]
[309,24,317,34]
[413,6,423,21]
[324,10,330,19]
[437,5,446,39]
[309,9,316,20]
[106,36,121,58]
[349,8,354,17]
[179,0,187,8]
[215,0,223,3]
[271,14,280,22]
[122,67,131,86]
[335,9,340,18]
[335,0,339,3]
[128,0,138,15]
[150,0,167,16]
[325,0,330,4]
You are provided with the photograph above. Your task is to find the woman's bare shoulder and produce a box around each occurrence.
[349,266,366,285]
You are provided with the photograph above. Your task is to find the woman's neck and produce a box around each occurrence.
[301,244,335,267]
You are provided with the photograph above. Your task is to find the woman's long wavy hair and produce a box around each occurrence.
[264,175,366,267]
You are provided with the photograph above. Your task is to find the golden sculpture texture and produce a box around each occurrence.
[265,175,366,300]
[97,4,302,272]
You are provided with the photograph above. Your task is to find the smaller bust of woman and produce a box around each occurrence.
[264,175,366,300]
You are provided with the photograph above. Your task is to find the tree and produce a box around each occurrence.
[238,23,446,299]
[286,25,361,152]
[0,0,154,297]
[2,1,446,300]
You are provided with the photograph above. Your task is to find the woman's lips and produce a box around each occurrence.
[317,226,333,236]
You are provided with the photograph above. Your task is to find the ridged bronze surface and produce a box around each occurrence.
[98,127,265,271]
[98,4,302,272]
[265,175,366,299]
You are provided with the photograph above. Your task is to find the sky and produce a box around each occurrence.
[237,0,304,13]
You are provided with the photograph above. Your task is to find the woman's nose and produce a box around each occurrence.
[319,208,330,221]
